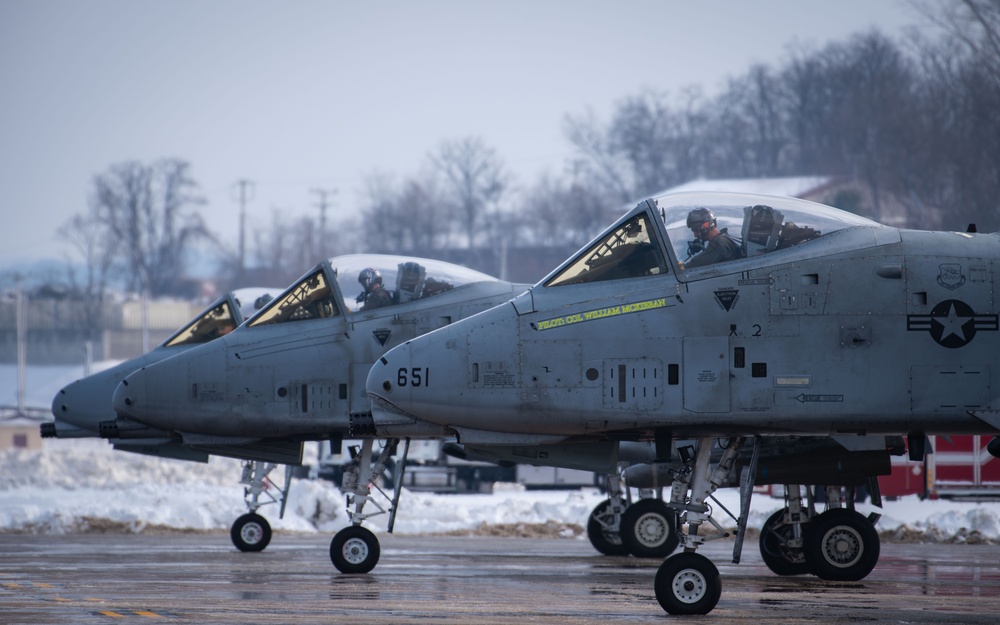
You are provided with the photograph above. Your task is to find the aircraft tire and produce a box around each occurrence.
[804,508,880,581]
[330,525,381,574]
[230,513,272,552]
[654,552,722,615]
[620,499,679,558]
[759,508,809,576]
[586,501,630,556]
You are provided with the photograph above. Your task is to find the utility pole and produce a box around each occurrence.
[14,274,25,416]
[310,187,338,257]
[233,179,255,281]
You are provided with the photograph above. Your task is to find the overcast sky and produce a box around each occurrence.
[0,0,928,272]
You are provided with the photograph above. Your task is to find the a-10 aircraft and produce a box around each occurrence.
[45,286,277,453]
[107,254,530,565]
[43,287,304,544]
[366,191,1000,615]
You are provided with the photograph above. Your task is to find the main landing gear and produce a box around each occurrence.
[230,460,294,552]
[329,437,407,574]
[587,468,679,558]
[648,437,882,616]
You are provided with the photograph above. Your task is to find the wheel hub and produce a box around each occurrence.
[240,523,262,544]
[824,527,862,566]
[672,569,707,603]
[636,514,667,547]
[342,537,370,564]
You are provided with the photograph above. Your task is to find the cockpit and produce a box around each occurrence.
[542,192,883,287]
[246,254,498,327]
[332,254,497,313]
[659,192,879,270]
[545,212,668,287]
[163,287,276,346]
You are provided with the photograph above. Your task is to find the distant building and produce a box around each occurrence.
[0,412,44,451]
[0,296,204,365]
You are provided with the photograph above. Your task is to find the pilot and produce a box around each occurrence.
[357,268,393,310]
[684,207,741,268]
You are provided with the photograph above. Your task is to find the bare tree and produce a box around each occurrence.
[564,108,633,203]
[359,171,409,253]
[566,89,709,202]
[398,175,449,250]
[914,0,1000,77]
[89,159,209,296]
[520,173,616,248]
[709,65,789,178]
[358,170,452,253]
[431,136,509,247]
[57,213,116,342]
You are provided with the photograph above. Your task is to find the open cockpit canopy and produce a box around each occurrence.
[246,254,498,326]
[656,191,882,269]
[542,192,883,287]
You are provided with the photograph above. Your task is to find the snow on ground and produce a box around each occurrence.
[2,362,999,542]
[2,438,999,543]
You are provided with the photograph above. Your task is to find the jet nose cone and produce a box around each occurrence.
[112,369,145,420]
[51,382,72,419]
[366,352,417,425]
[50,377,109,433]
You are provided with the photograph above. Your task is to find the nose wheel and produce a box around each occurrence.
[651,436,752,615]
[330,525,381,574]
[230,460,294,553]
[230,513,272,552]
[654,552,722,615]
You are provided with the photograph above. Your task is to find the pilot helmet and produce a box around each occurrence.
[358,268,383,292]
[687,207,717,239]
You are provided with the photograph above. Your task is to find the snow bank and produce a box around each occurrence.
[2,439,999,543]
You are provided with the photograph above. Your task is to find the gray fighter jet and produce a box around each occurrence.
[43,288,299,549]
[109,254,528,567]
[366,191,1000,615]
[45,286,277,454]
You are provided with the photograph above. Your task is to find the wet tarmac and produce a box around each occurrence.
[2,533,999,624]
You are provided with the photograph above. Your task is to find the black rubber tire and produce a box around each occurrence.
[804,508,880,581]
[230,513,272,552]
[759,508,809,576]
[330,526,381,574]
[654,552,723,615]
[620,499,679,558]
[586,500,630,556]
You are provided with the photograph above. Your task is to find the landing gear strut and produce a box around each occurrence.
[651,437,883,615]
[230,460,293,552]
[759,486,810,576]
[653,436,751,615]
[329,437,408,574]
[586,468,630,556]
[587,465,679,558]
